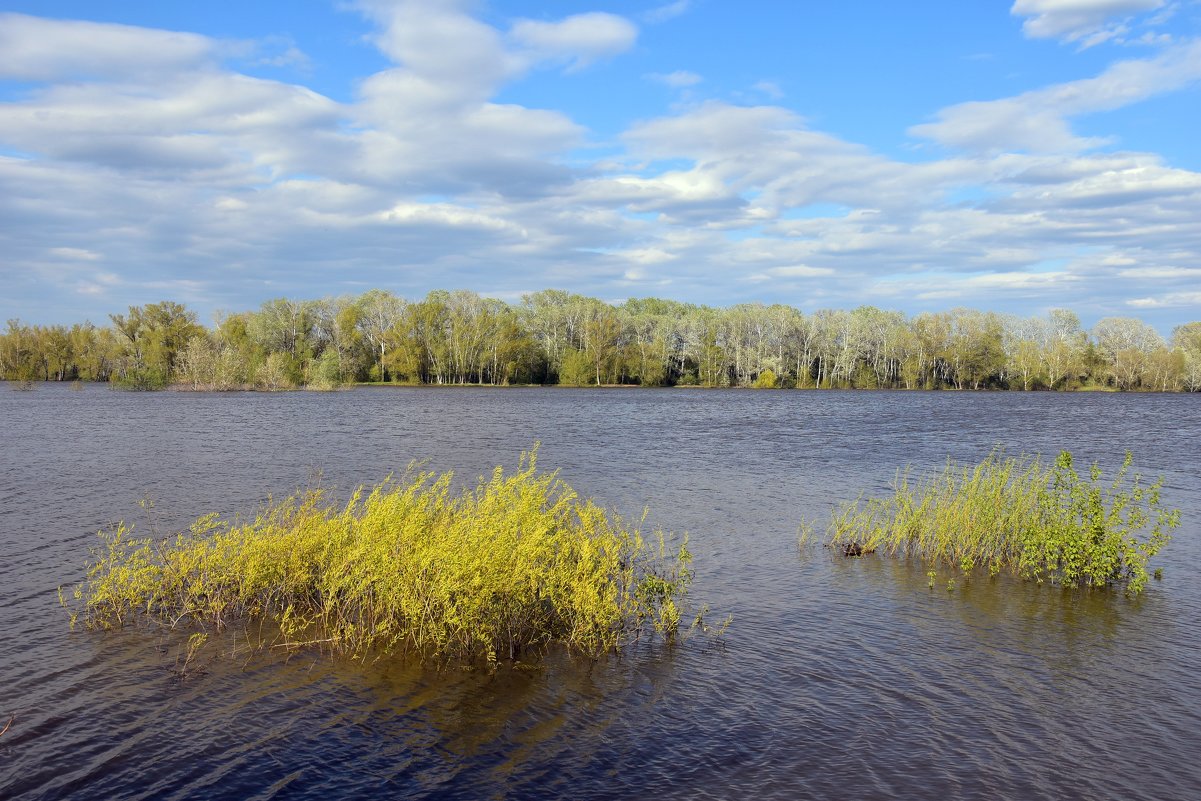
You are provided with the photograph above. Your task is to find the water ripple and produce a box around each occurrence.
[1,385,1198,799]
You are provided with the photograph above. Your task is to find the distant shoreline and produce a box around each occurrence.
[4,292,1198,393]
[6,379,1162,394]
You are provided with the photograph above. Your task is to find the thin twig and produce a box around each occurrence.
[271,638,337,649]
[0,714,14,738]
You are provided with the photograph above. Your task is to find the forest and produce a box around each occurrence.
[3,289,1200,392]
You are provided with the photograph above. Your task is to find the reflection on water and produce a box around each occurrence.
[1,384,1199,799]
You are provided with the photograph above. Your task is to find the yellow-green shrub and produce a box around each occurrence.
[70,449,692,662]
[818,450,1179,594]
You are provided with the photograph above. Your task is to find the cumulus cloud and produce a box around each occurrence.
[356,0,519,99]
[1011,0,1165,46]
[345,2,646,197]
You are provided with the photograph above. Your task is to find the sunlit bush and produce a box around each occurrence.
[68,448,692,663]
[815,450,1179,594]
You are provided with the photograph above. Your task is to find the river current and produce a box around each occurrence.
[1,384,1198,800]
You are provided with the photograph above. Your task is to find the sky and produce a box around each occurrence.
[1,0,1199,333]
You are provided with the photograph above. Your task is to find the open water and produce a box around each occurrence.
[1,384,1199,800]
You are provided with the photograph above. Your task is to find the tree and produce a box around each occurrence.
[581,301,625,385]
[247,298,316,383]
[911,312,952,389]
[256,352,294,391]
[622,307,672,387]
[945,309,1005,390]
[484,302,539,385]
[175,334,247,389]
[1172,322,1201,392]
[1004,315,1046,391]
[312,296,368,383]
[1092,317,1164,390]
[109,301,203,387]
[521,289,590,381]
[383,294,451,384]
[1041,309,1087,389]
[1,320,38,381]
[558,348,593,386]
[355,289,406,381]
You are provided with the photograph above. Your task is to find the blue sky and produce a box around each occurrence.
[1,0,1199,332]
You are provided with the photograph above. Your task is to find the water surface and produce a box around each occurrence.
[1,385,1198,799]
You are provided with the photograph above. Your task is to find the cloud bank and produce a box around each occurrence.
[0,2,1199,332]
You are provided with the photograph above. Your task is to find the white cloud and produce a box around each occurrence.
[509,13,638,71]
[617,247,678,265]
[1118,266,1201,278]
[757,265,836,279]
[379,202,521,236]
[1011,0,1165,46]
[968,270,1078,289]
[1128,291,1201,307]
[643,1,692,25]
[874,269,1079,302]
[344,2,594,197]
[2,5,1200,330]
[0,13,213,80]
[911,39,1201,153]
[74,281,107,296]
[49,247,101,261]
[252,36,312,71]
[0,71,344,182]
[753,81,784,99]
[648,70,703,87]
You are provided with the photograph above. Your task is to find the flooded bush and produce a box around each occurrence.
[68,448,692,663]
[817,450,1179,594]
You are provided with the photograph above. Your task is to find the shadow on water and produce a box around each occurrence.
[823,551,1151,661]
[2,610,694,800]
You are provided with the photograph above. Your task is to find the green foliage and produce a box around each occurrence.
[4,292,1197,392]
[821,450,1179,595]
[255,352,295,391]
[69,449,693,663]
[111,365,169,390]
[305,349,346,390]
[109,301,204,388]
[752,368,779,389]
[173,335,249,390]
[557,347,593,386]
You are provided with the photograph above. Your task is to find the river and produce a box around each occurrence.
[1,384,1198,800]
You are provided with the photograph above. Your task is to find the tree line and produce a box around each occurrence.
[3,289,1200,391]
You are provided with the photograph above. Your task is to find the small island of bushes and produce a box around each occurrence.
[67,449,694,665]
[815,450,1179,594]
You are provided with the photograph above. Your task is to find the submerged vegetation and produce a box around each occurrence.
[68,449,694,664]
[817,450,1179,594]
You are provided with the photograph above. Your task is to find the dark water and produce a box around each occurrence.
[2,384,1199,800]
